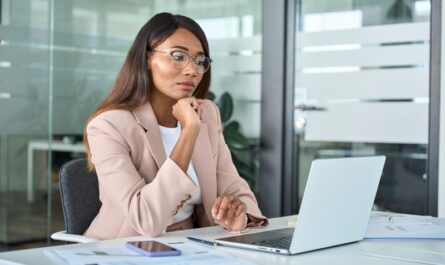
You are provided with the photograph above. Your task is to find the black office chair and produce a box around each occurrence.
[51,158,101,243]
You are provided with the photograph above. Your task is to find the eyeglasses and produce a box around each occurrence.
[151,50,212,74]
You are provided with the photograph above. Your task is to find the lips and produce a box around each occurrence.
[177,81,195,87]
[177,81,195,92]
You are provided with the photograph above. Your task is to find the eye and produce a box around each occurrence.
[170,51,188,62]
[194,55,208,66]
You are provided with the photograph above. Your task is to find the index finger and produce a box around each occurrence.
[212,196,224,216]
[195,99,206,105]
[191,97,201,110]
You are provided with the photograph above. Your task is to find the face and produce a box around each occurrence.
[148,28,205,103]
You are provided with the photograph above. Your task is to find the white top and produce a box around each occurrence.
[159,123,202,223]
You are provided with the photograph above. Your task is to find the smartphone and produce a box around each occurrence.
[125,240,181,257]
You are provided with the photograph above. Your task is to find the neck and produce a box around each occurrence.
[149,92,178,128]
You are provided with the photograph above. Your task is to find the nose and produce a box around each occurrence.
[182,60,198,77]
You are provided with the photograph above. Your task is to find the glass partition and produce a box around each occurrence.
[0,0,262,250]
[294,0,431,214]
[0,0,51,245]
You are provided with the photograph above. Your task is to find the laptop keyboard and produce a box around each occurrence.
[250,236,292,249]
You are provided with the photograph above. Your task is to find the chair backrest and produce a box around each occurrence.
[59,158,101,235]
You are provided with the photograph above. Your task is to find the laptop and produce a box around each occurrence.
[214,156,386,255]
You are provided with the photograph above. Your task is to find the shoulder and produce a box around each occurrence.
[87,109,138,133]
[94,109,134,121]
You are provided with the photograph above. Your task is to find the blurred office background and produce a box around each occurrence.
[0,0,443,251]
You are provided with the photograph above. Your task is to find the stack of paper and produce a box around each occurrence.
[365,212,445,239]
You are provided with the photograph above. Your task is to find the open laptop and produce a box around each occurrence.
[214,156,386,255]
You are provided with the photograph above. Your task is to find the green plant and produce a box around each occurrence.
[208,91,258,191]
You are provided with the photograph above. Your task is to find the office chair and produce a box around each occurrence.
[51,158,101,243]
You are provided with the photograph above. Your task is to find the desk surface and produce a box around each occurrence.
[0,216,444,265]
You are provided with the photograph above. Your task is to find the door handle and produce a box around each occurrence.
[294,104,326,111]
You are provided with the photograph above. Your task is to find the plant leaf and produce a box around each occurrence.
[224,120,240,132]
[218,92,233,123]
[207,91,216,101]
[224,129,249,150]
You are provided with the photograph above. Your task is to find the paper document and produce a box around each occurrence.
[99,253,258,265]
[46,241,257,265]
[365,212,445,239]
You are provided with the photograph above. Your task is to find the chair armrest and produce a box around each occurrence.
[51,230,98,243]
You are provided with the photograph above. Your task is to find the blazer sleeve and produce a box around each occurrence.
[210,102,269,228]
[87,116,199,237]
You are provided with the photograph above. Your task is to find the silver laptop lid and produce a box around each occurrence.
[290,156,385,254]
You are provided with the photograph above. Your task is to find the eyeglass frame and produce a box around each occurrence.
[150,49,213,74]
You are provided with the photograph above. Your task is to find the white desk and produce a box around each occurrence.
[0,216,444,265]
[27,140,85,202]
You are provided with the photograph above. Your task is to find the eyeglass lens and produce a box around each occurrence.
[169,51,210,73]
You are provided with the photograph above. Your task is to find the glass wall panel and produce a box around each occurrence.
[0,0,262,250]
[294,0,431,214]
[0,0,51,245]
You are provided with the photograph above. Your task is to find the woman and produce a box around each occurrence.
[83,12,268,240]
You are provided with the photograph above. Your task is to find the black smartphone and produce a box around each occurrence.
[125,240,181,257]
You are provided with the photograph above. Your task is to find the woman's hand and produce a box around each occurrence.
[169,97,204,173]
[212,194,247,232]
[172,97,203,130]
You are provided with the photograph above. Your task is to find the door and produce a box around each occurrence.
[293,0,432,215]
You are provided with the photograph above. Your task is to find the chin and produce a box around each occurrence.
[165,95,189,102]
[176,92,194,99]
[164,89,195,101]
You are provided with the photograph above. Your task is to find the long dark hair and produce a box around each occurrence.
[84,12,211,170]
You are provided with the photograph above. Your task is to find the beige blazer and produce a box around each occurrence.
[84,99,268,239]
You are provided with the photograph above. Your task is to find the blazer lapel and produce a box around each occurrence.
[132,103,166,169]
[192,124,217,225]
